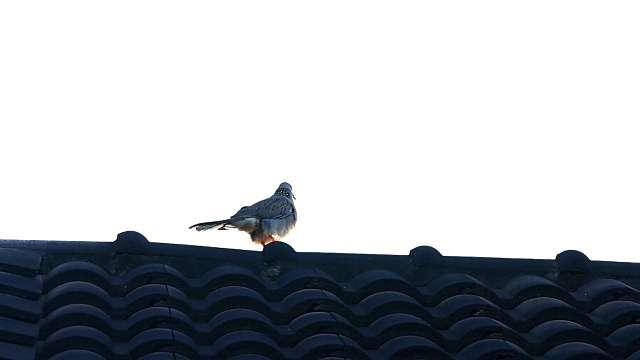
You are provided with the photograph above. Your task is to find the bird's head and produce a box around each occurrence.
[275,182,295,200]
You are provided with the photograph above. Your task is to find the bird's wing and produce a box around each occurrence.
[232,196,294,219]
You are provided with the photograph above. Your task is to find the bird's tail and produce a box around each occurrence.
[189,220,234,231]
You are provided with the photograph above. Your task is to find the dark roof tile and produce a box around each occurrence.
[543,342,613,360]
[513,297,592,330]
[368,313,444,347]
[0,271,42,300]
[40,326,113,359]
[459,339,531,360]
[43,281,111,316]
[40,304,113,338]
[378,335,451,360]
[1,233,640,359]
[590,300,640,331]
[48,350,105,360]
[288,311,357,344]
[210,330,286,359]
[555,250,592,275]
[0,293,42,322]
[576,279,640,306]
[227,355,273,360]
[425,273,497,305]
[0,315,39,345]
[0,248,42,277]
[529,320,610,353]
[608,324,640,349]
[127,328,191,358]
[448,317,527,352]
[436,296,513,333]
[503,275,574,306]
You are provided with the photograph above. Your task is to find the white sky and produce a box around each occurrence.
[1,1,639,262]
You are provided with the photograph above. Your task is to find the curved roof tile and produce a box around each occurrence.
[1,232,640,359]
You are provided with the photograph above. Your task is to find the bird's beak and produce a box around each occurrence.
[293,193,296,200]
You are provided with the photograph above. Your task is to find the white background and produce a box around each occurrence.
[1,1,638,262]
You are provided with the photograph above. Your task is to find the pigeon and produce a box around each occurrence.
[190,182,297,245]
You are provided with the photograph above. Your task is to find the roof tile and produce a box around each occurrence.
[1,233,639,359]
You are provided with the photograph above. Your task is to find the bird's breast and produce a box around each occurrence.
[261,215,296,238]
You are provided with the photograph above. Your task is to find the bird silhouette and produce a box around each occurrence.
[190,182,297,245]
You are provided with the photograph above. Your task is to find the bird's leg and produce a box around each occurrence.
[261,236,278,246]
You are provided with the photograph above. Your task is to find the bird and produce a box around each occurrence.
[190,182,297,246]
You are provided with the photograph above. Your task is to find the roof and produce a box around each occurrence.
[1,231,639,360]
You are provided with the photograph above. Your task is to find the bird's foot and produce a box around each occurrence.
[261,236,278,246]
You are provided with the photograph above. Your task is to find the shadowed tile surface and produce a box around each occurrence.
[0,233,639,359]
